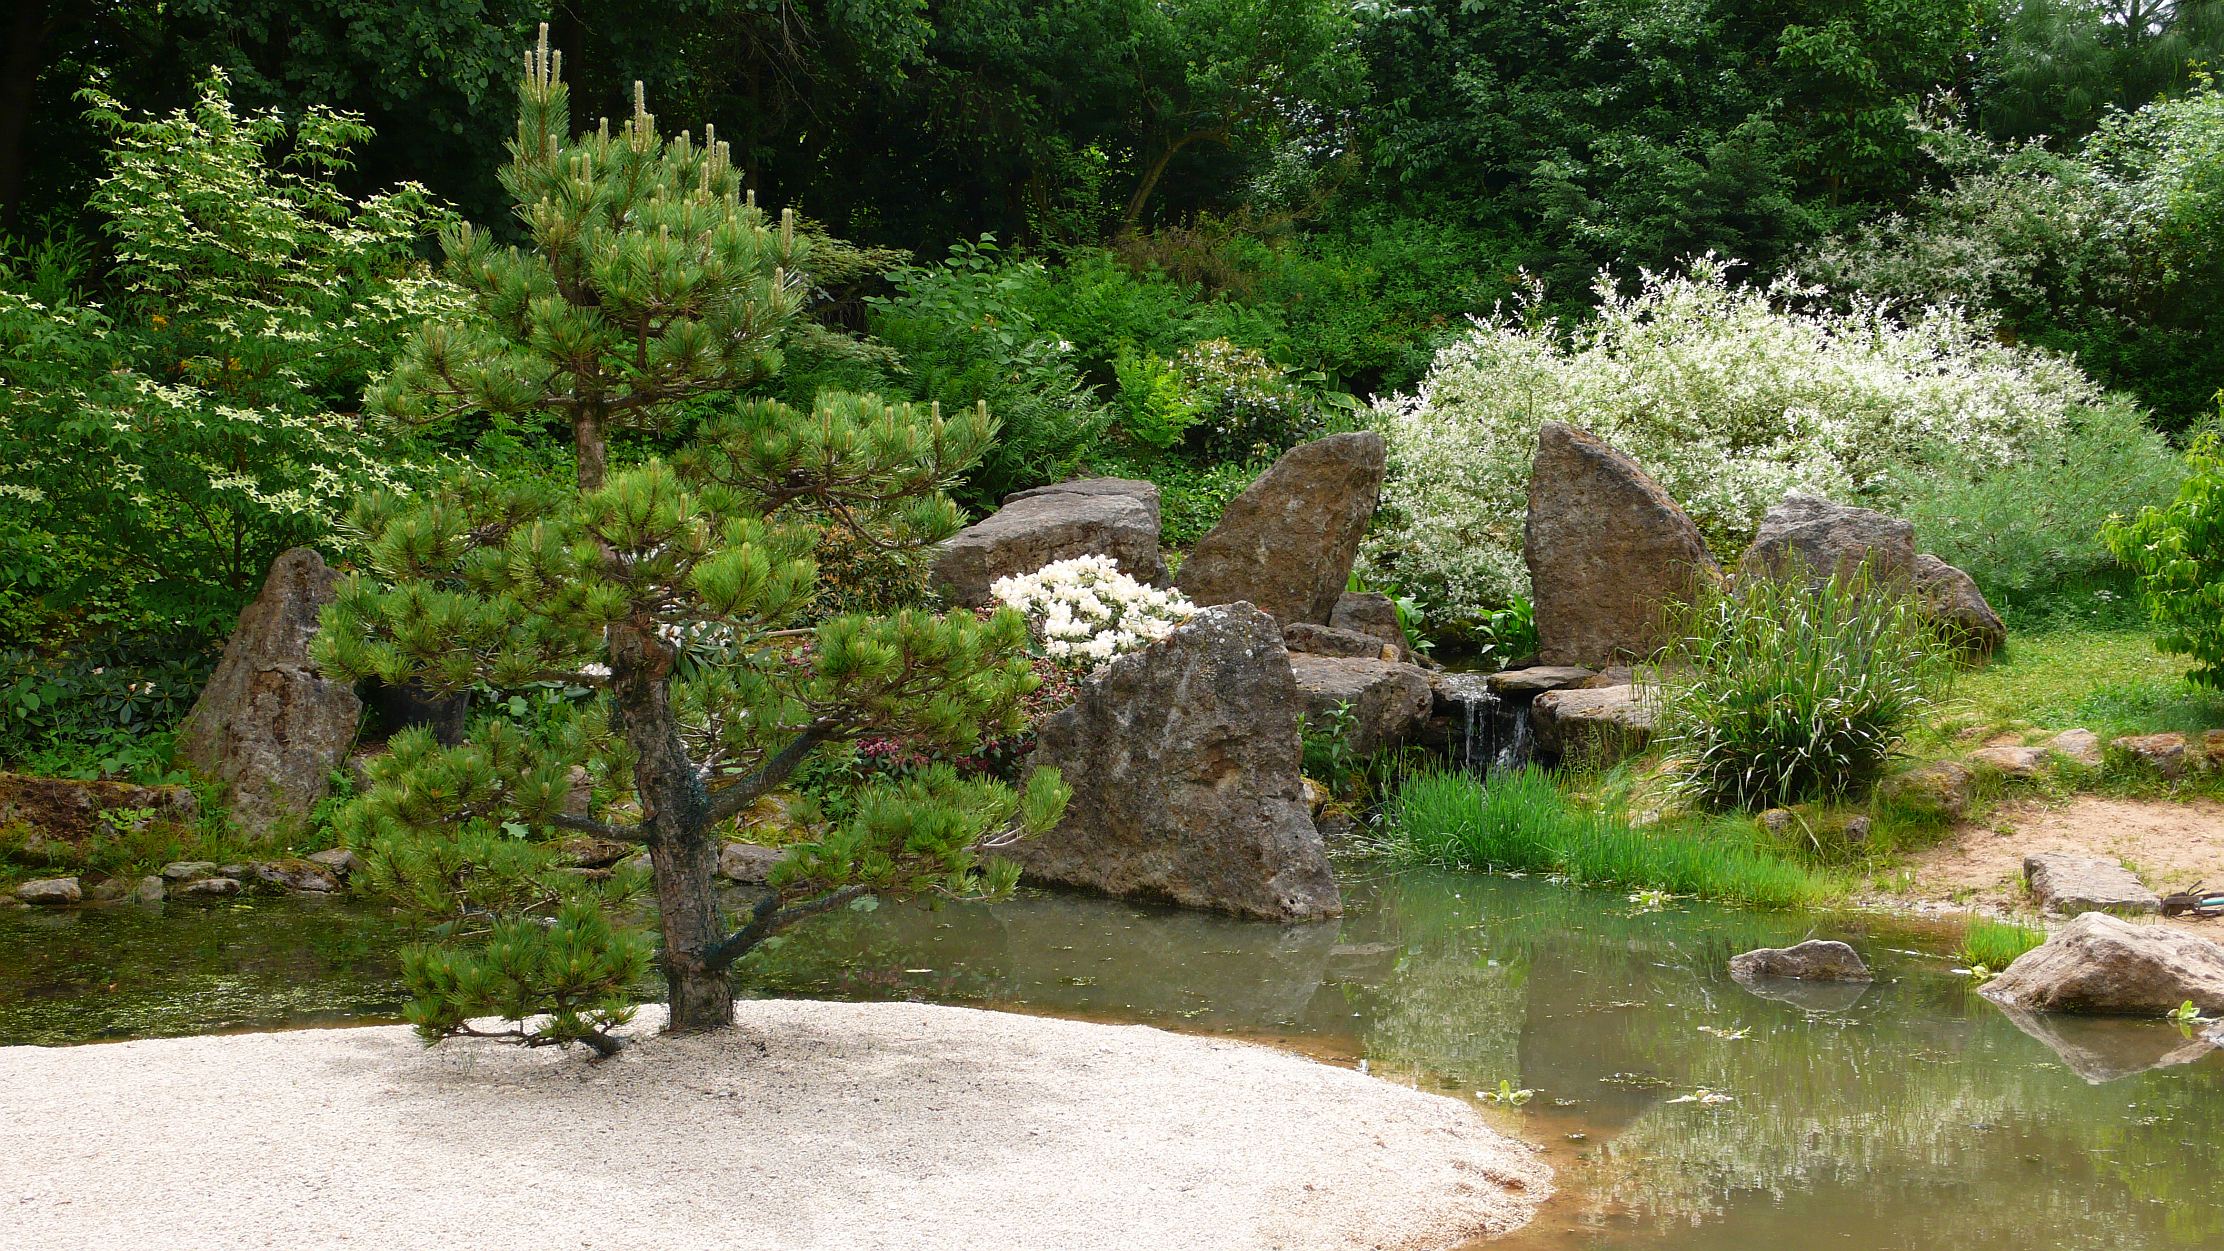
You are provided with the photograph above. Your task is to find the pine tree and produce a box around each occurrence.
[314,27,1067,1048]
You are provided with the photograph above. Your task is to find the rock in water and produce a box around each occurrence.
[2023,853,2161,916]
[1913,554,2006,655]
[1010,604,1340,922]
[1288,655,1434,756]
[1728,940,1874,983]
[1524,423,1717,667]
[1980,912,2224,1015]
[931,478,1166,608]
[1739,494,1916,584]
[1176,434,1385,625]
[13,877,82,906]
[175,548,362,840]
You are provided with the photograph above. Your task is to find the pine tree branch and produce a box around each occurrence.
[701,721,834,826]
[706,884,871,970]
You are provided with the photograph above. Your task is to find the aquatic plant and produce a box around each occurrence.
[1380,767,1838,908]
[1958,915,2045,972]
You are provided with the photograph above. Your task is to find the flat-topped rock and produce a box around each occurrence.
[1981,912,2224,1016]
[1484,666,1595,698]
[2024,853,2160,916]
[1282,622,1400,661]
[1289,655,1434,756]
[1739,494,1915,584]
[932,479,1166,608]
[2048,729,2105,767]
[1177,433,1385,625]
[13,877,82,906]
[1530,684,1653,763]
[1970,744,2050,778]
[1728,939,1873,983]
[1525,422,1717,667]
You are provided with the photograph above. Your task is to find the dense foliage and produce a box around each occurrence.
[2105,400,2224,689]
[0,74,451,643]
[1361,261,2116,627]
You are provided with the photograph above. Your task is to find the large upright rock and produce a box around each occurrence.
[1009,604,1341,922]
[1739,494,1916,583]
[175,548,361,839]
[1980,912,2224,1016]
[1524,423,1718,667]
[931,478,1166,608]
[1176,433,1385,625]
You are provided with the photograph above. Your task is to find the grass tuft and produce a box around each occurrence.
[1380,767,1840,909]
[1958,914,2046,970]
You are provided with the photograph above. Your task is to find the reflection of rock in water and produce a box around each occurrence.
[1993,1005,2219,1084]
[1731,976,1871,1015]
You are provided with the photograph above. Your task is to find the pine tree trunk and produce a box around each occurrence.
[606,620,734,1034]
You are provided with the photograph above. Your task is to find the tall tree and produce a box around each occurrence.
[315,28,1066,1045]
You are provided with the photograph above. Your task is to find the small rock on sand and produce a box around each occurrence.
[2024,853,2160,916]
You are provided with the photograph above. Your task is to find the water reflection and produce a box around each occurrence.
[4,867,2221,1249]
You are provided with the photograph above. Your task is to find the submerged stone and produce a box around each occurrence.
[1728,939,1873,983]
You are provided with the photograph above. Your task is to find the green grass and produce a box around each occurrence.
[1949,623,2224,739]
[1958,914,2046,970]
[1380,767,1841,908]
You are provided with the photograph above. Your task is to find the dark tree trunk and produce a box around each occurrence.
[606,620,733,1034]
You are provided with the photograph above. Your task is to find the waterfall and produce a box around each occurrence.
[1437,673,1534,774]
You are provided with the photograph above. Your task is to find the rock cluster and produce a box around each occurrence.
[7,848,365,909]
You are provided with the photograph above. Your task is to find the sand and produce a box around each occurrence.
[0,998,1549,1251]
[1895,795,2224,934]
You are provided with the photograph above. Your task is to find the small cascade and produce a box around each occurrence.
[1437,673,1534,774]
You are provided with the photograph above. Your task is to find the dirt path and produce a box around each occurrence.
[1889,795,2224,934]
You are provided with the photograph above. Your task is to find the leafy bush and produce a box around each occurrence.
[1110,345,1204,450]
[2105,408,2224,689]
[867,237,1111,506]
[0,73,453,641]
[1655,569,1948,811]
[1380,767,1835,908]
[1089,453,1261,549]
[1888,397,2181,610]
[1360,258,2116,627]
[0,642,214,779]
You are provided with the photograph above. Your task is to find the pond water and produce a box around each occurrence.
[4,867,2220,1250]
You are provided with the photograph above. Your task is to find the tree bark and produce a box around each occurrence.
[575,403,608,490]
[1121,129,1223,229]
[606,619,733,1034]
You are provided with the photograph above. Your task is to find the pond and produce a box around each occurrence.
[4,867,2220,1250]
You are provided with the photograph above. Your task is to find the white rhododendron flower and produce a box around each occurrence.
[991,554,1195,670]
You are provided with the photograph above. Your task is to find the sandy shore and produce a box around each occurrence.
[0,998,1548,1251]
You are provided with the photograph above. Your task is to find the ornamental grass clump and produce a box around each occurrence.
[1655,568,1949,811]
[991,555,1195,669]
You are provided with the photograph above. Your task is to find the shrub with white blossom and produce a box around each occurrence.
[1359,258,2112,628]
[991,555,1196,668]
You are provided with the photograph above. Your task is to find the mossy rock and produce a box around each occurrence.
[0,772,200,845]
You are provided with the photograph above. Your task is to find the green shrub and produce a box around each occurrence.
[1655,570,1948,811]
[1110,345,1204,450]
[1175,338,1325,461]
[0,73,453,641]
[1890,398,2181,610]
[2105,405,2224,689]
[1381,767,1835,908]
[0,641,213,779]
[1959,915,2045,971]
[1089,453,1260,549]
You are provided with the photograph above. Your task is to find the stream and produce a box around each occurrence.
[4,867,2219,1249]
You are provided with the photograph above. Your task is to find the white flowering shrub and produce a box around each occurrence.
[1360,258,2109,627]
[991,555,1195,668]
